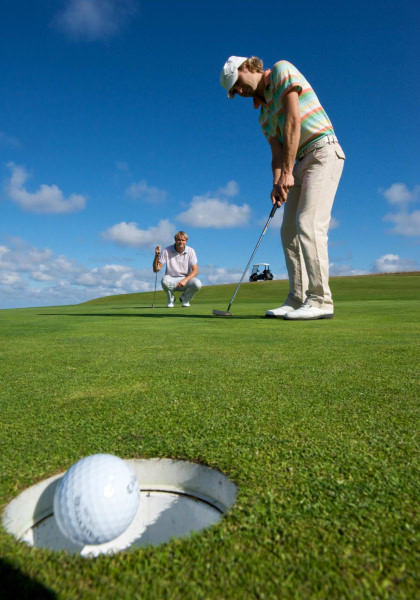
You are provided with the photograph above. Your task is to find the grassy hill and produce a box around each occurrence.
[0,274,419,599]
[80,272,420,305]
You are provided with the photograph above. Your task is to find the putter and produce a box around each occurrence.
[213,204,277,316]
[151,270,158,308]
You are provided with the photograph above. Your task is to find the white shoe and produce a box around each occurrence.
[265,305,297,318]
[284,305,334,320]
[166,292,175,308]
[180,295,190,307]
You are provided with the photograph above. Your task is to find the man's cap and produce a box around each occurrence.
[220,56,248,99]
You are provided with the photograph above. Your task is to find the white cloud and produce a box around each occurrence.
[126,180,167,204]
[329,216,340,230]
[329,263,369,276]
[178,197,250,228]
[382,183,420,206]
[176,180,249,229]
[5,163,86,214]
[199,264,285,285]
[199,265,244,285]
[101,219,175,248]
[0,237,153,309]
[0,131,20,147]
[0,271,22,285]
[74,264,148,292]
[381,183,420,237]
[31,268,55,282]
[216,181,239,197]
[384,210,420,237]
[0,238,54,272]
[53,0,138,41]
[373,254,418,273]
[116,161,130,172]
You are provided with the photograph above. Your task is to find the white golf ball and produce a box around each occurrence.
[53,454,140,546]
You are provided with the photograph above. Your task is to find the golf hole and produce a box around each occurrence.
[2,458,237,557]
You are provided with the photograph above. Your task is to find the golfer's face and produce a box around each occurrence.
[175,237,187,253]
[230,68,258,97]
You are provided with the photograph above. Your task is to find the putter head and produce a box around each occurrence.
[212,309,232,317]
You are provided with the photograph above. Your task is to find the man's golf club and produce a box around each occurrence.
[213,204,277,316]
[151,270,158,308]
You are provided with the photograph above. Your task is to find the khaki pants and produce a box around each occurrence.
[161,275,202,303]
[281,139,345,309]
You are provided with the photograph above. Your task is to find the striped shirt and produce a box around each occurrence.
[257,61,335,156]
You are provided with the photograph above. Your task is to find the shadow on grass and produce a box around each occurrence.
[38,312,263,320]
[0,558,57,599]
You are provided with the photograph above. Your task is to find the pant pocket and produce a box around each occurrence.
[331,155,345,182]
[334,144,346,160]
[312,144,329,164]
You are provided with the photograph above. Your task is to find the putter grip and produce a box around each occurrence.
[270,205,277,218]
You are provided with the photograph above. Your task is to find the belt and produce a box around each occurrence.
[297,134,338,160]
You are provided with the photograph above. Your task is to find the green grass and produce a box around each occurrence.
[1,274,419,599]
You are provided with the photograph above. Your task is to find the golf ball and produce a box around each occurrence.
[53,453,140,546]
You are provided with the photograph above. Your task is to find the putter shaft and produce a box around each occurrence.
[212,205,277,316]
[226,205,277,312]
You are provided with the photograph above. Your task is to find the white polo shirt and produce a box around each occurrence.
[159,245,198,277]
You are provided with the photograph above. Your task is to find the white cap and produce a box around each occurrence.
[220,56,248,99]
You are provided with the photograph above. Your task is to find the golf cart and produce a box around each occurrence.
[249,263,274,282]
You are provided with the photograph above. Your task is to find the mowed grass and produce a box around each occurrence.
[0,274,419,600]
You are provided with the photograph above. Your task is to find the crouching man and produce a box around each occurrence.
[153,231,202,307]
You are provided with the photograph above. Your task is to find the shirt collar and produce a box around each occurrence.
[253,69,271,110]
[173,244,187,255]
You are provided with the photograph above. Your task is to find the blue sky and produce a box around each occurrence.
[1,0,419,309]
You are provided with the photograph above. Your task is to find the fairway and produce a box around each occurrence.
[1,274,419,599]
